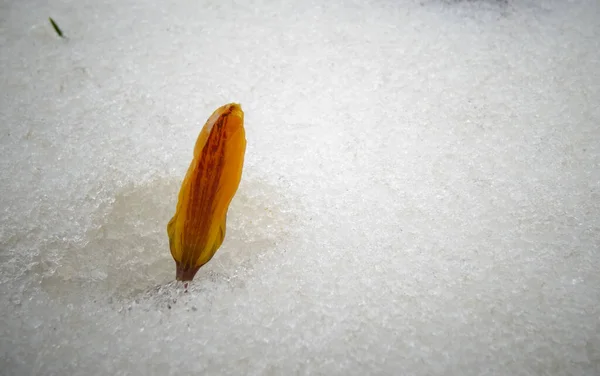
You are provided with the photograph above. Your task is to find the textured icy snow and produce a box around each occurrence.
[1,0,599,375]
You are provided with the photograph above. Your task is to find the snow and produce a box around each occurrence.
[1,0,599,374]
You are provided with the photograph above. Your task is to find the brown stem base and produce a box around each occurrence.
[176,262,201,281]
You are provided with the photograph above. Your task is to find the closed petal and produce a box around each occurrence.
[168,103,246,281]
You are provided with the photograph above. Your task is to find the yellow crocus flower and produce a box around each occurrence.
[167,103,246,282]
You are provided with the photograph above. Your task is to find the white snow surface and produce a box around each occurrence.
[1,0,599,375]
